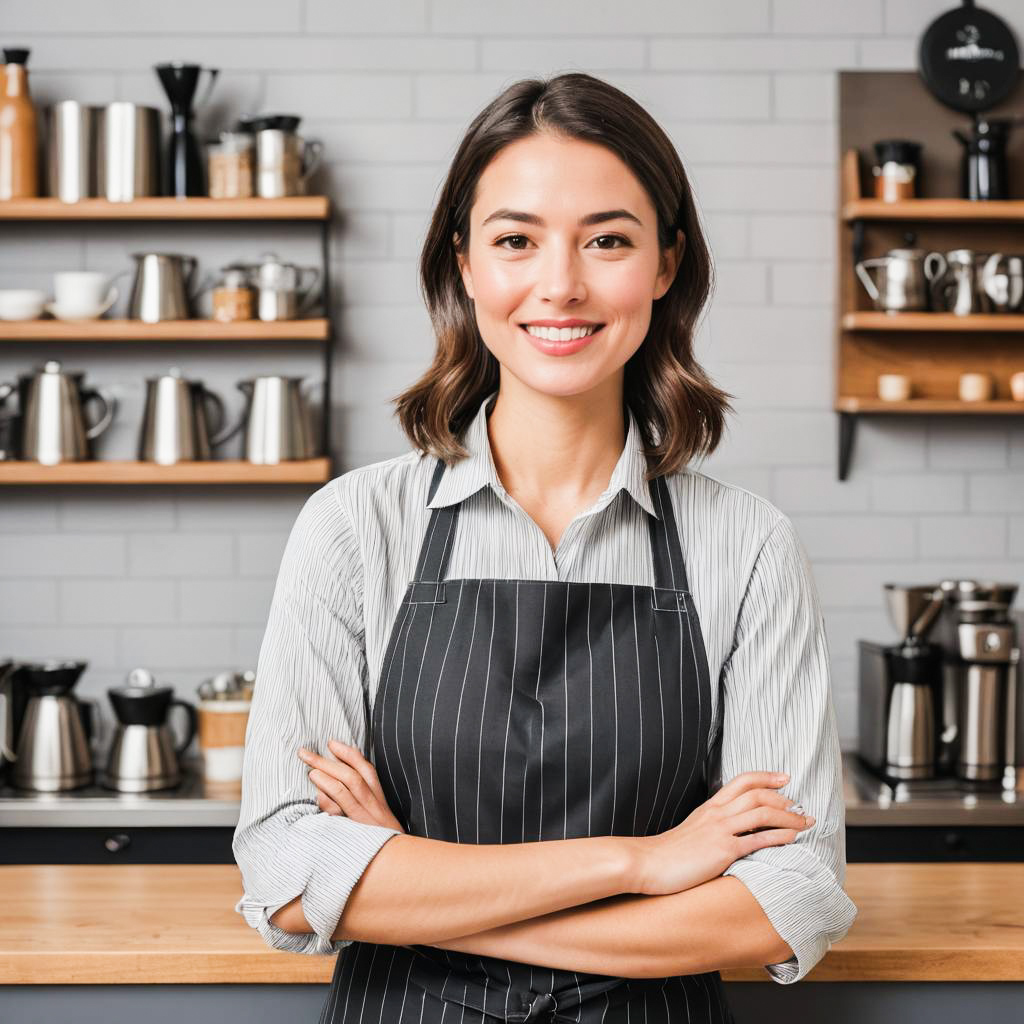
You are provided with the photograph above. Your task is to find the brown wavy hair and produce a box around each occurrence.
[392,71,733,479]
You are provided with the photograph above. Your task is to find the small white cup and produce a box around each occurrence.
[877,373,911,401]
[959,372,993,402]
[1010,372,1024,402]
[51,271,118,320]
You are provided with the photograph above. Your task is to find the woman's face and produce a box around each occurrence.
[456,132,684,401]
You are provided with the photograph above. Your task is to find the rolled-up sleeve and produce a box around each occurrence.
[232,482,403,955]
[717,514,858,984]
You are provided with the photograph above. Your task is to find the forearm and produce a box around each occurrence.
[429,876,794,979]
[272,833,636,946]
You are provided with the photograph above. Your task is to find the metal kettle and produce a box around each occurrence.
[101,668,198,792]
[236,374,319,463]
[16,360,117,464]
[127,252,200,322]
[855,248,947,313]
[138,367,244,464]
[10,660,102,792]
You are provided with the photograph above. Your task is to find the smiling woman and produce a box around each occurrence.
[232,71,856,1024]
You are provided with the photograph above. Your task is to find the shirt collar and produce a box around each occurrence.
[425,390,660,519]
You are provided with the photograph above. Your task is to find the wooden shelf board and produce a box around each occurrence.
[836,397,1024,414]
[0,318,328,341]
[0,197,330,221]
[843,312,1024,332]
[843,198,1024,222]
[0,458,331,484]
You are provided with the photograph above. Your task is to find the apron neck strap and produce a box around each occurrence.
[417,456,690,593]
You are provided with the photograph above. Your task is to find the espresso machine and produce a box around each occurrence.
[858,580,1022,793]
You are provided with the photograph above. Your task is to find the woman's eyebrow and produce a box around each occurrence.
[480,208,643,228]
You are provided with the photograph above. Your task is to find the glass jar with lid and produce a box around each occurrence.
[211,263,255,322]
[207,130,255,199]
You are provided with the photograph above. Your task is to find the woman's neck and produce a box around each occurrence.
[485,379,627,510]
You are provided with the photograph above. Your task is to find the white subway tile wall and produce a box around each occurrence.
[2,0,1023,747]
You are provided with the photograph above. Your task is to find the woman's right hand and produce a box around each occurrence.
[629,771,814,896]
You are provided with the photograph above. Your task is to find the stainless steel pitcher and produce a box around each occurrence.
[127,252,199,322]
[95,102,160,202]
[855,248,947,313]
[17,360,117,464]
[138,368,244,464]
[236,375,318,463]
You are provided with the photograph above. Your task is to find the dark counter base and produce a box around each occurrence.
[2,982,1022,1024]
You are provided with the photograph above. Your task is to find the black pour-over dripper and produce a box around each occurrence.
[154,61,220,197]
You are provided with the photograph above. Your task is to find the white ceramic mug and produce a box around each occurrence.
[959,372,993,402]
[50,271,119,319]
[877,373,911,401]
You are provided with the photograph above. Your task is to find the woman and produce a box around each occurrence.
[233,72,857,1023]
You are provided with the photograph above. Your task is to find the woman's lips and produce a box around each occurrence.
[519,324,604,356]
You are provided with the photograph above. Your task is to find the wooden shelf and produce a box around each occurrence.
[843,198,1024,222]
[843,312,1024,332]
[0,318,328,341]
[0,196,330,221]
[837,397,1024,414]
[0,458,332,485]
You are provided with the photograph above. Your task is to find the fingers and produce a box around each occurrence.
[730,804,814,838]
[327,739,390,804]
[735,827,801,857]
[721,787,803,820]
[315,789,342,816]
[297,743,389,826]
[706,770,789,806]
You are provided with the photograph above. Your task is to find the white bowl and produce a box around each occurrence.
[0,289,46,321]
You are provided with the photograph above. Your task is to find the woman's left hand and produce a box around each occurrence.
[297,740,406,833]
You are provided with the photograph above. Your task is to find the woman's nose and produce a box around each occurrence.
[534,245,586,304]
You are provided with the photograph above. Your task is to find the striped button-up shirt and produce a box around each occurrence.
[233,389,857,985]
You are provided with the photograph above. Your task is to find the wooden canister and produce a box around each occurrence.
[0,49,39,199]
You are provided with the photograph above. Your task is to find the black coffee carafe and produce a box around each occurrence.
[952,117,1017,201]
[154,61,219,196]
[101,668,198,792]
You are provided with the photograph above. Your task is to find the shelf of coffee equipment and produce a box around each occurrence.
[836,397,1024,414]
[843,312,1024,332]
[0,318,329,341]
[0,196,330,220]
[0,458,331,484]
[842,198,1024,222]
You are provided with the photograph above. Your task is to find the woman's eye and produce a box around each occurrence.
[493,234,630,251]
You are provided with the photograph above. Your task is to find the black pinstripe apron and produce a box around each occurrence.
[319,456,732,1023]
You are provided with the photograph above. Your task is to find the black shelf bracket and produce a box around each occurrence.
[851,219,865,269]
[320,214,334,474]
[838,411,857,481]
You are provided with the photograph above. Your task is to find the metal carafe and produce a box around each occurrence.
[236,374,318,463]
[252,252,321,321]
[980,252,1024,313]
[138,368,243,464]
[932,250,997,315]
[952,117,1014,201]
[101,668,198,792]
[254,125,323,198]
[95,102,160,201]
[0,658,25,782]
[127,252,199,322]
[855,248,946,312]
[0,378,18,460]
[17,360,117,464]
[11,660,102,792]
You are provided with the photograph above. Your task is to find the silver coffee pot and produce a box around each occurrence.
[138,368,244,464]
[14,360,117,464]
[10,660,103,792]
[127,252,200,322]
[101,668,198,793]
[255,127,323,198]
[252,252,321,321]
[931,249,1006,315]
[237,374,318,463]
[855,248,947,313]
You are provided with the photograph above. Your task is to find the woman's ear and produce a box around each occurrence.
[654,228,686,300]
[454,231,475,300]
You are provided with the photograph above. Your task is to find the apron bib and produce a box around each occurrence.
[319,457,733,1023]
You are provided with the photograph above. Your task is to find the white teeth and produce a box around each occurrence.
[524,324,598,341]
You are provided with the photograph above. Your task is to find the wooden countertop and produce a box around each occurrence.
[1,863,1022,984]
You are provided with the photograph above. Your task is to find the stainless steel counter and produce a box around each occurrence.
[842,751,1024,826]
[0,758,239,827]
[2,751,1022,829]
